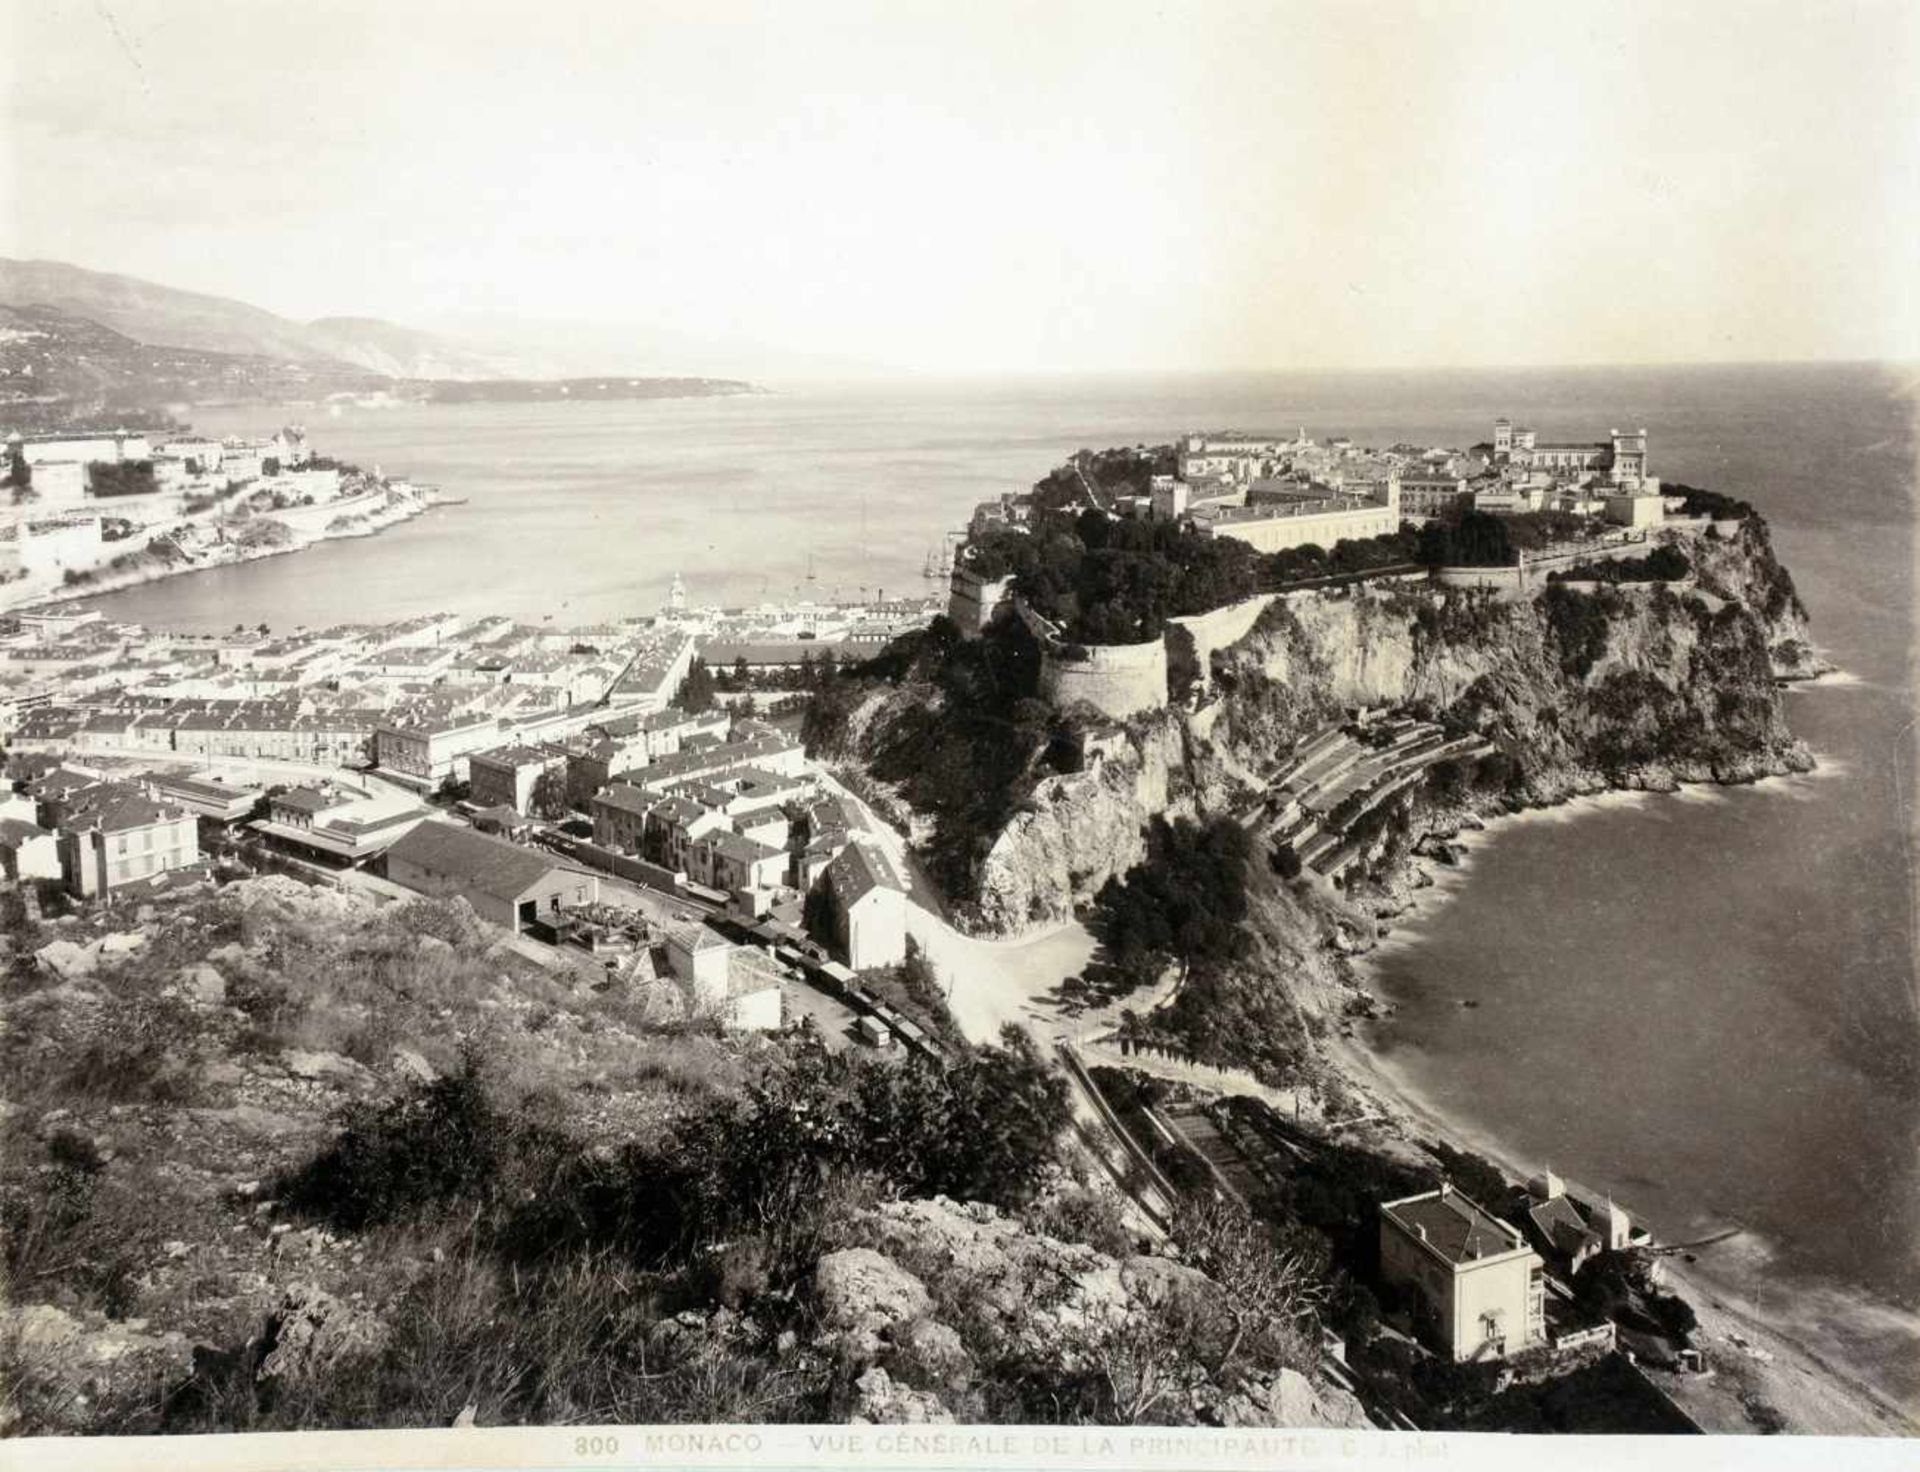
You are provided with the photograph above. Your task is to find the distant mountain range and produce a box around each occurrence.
[0,258,881,387]
[0,303,391,428]
[0,258,549,380]
[0,259,770,429]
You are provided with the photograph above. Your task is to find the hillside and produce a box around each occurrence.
[0,259,510,380]
[0,260,785,388]
[0,304,386,431]
[0,877,1360,1433]
[836,513,1811,922]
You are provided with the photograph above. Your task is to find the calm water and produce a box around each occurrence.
[93,366,1919,1401]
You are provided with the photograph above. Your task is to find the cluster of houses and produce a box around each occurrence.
[1377,1170,1651,1364]
[0,424,416,587]
[0,762,210,897]
[583,717,909,970]
[0,585,915,1000]
[964,419,1670,565]
[0,606,699,780]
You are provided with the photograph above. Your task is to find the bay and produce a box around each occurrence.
[87,363,1920,1404]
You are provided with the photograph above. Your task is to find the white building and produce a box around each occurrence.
[823,834,908,971]
[1380,1186,1546,1362]
[1191,482,1399,554]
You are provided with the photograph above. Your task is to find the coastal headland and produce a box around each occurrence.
[0,424,438,618]
[0,410,1908,1439]
[811,425,1913,1434]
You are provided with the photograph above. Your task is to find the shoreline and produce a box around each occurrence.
[1325,1024,1918,1436]
[0,487,434,617]
[1327,735,1918,1436]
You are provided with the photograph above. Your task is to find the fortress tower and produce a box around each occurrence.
[1608,428,1649,485]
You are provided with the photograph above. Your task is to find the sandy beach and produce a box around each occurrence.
[1330,766,1919,1438]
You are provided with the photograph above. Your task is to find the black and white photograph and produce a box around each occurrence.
[0,2,1914,1467]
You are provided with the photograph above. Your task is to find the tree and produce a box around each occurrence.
[1172,1195,1325,1379]
[676,657,716,713]
[528,768,570,821]
[1093,815,1254,992]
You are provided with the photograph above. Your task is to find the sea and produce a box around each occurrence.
[87,364,1919,1408]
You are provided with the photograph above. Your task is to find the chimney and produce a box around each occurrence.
[1415,1224,1428,1242]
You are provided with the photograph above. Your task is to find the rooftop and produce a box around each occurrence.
[384,820,573,903]
[826,834,907,905]
[1382,1188,1527,1266]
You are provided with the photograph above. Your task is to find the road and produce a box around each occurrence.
[71,744,419,805]
[811,765,1098,1047]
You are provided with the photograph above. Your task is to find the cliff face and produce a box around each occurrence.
[972,717,1193,933]
[906,526,1813,935]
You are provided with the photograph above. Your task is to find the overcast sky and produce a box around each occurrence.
[3,0,1916,372]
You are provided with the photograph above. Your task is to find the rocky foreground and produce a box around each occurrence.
[0,877,1360,1434]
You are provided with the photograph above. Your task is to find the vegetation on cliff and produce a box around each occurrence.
[804,617,1091,898]
[3,875,1355,1433]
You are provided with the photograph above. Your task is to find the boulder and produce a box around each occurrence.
[391,1047,436,1084]
[179,963,228,1006]
[812,1248,931,1359]
[886,1316,971,1390]
[282,1050,362,1083]
[850,1366,954,1425]
[6,1303,82,1351]
[253,1285,383,1382]
[1252,1366,1371,1429]
[34,939,96,980]
[97,932,145,957]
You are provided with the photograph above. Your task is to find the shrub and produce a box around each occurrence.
[60,993,206,1105]
[276,1054,567,1231]
[1091,816,1253,993]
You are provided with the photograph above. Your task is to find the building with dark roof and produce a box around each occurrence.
[690,828,787,896]
[33,771,201,899]
[382,820,596,933]
[822,833,907,971]
[1379,1186,1545,1362]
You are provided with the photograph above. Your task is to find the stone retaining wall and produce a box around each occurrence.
[1039,637,1168,720]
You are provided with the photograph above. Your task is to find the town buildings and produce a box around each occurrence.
[382,819,596,934]
[822,833,909,971]
[1190,483,1401,555]
[1493,420,1648,485]
[254,783,429,865]
[1379,1186,1547,1362]
[1522,1170,1646,1278]
[658,917,784,1032]
[467,743,569,816]
[31,768,202,898]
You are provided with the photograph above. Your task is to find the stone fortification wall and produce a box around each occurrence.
[1167,592,1282,699]
[1040,637,1168,720]
[1432,563,1536,600]
[947,567,1016,638]
[269,488,388,536]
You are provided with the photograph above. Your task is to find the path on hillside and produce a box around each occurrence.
[812,766,1099,1044]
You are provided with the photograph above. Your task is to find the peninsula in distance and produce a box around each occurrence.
[1,1,1915,1467]
[0,259,760,427]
